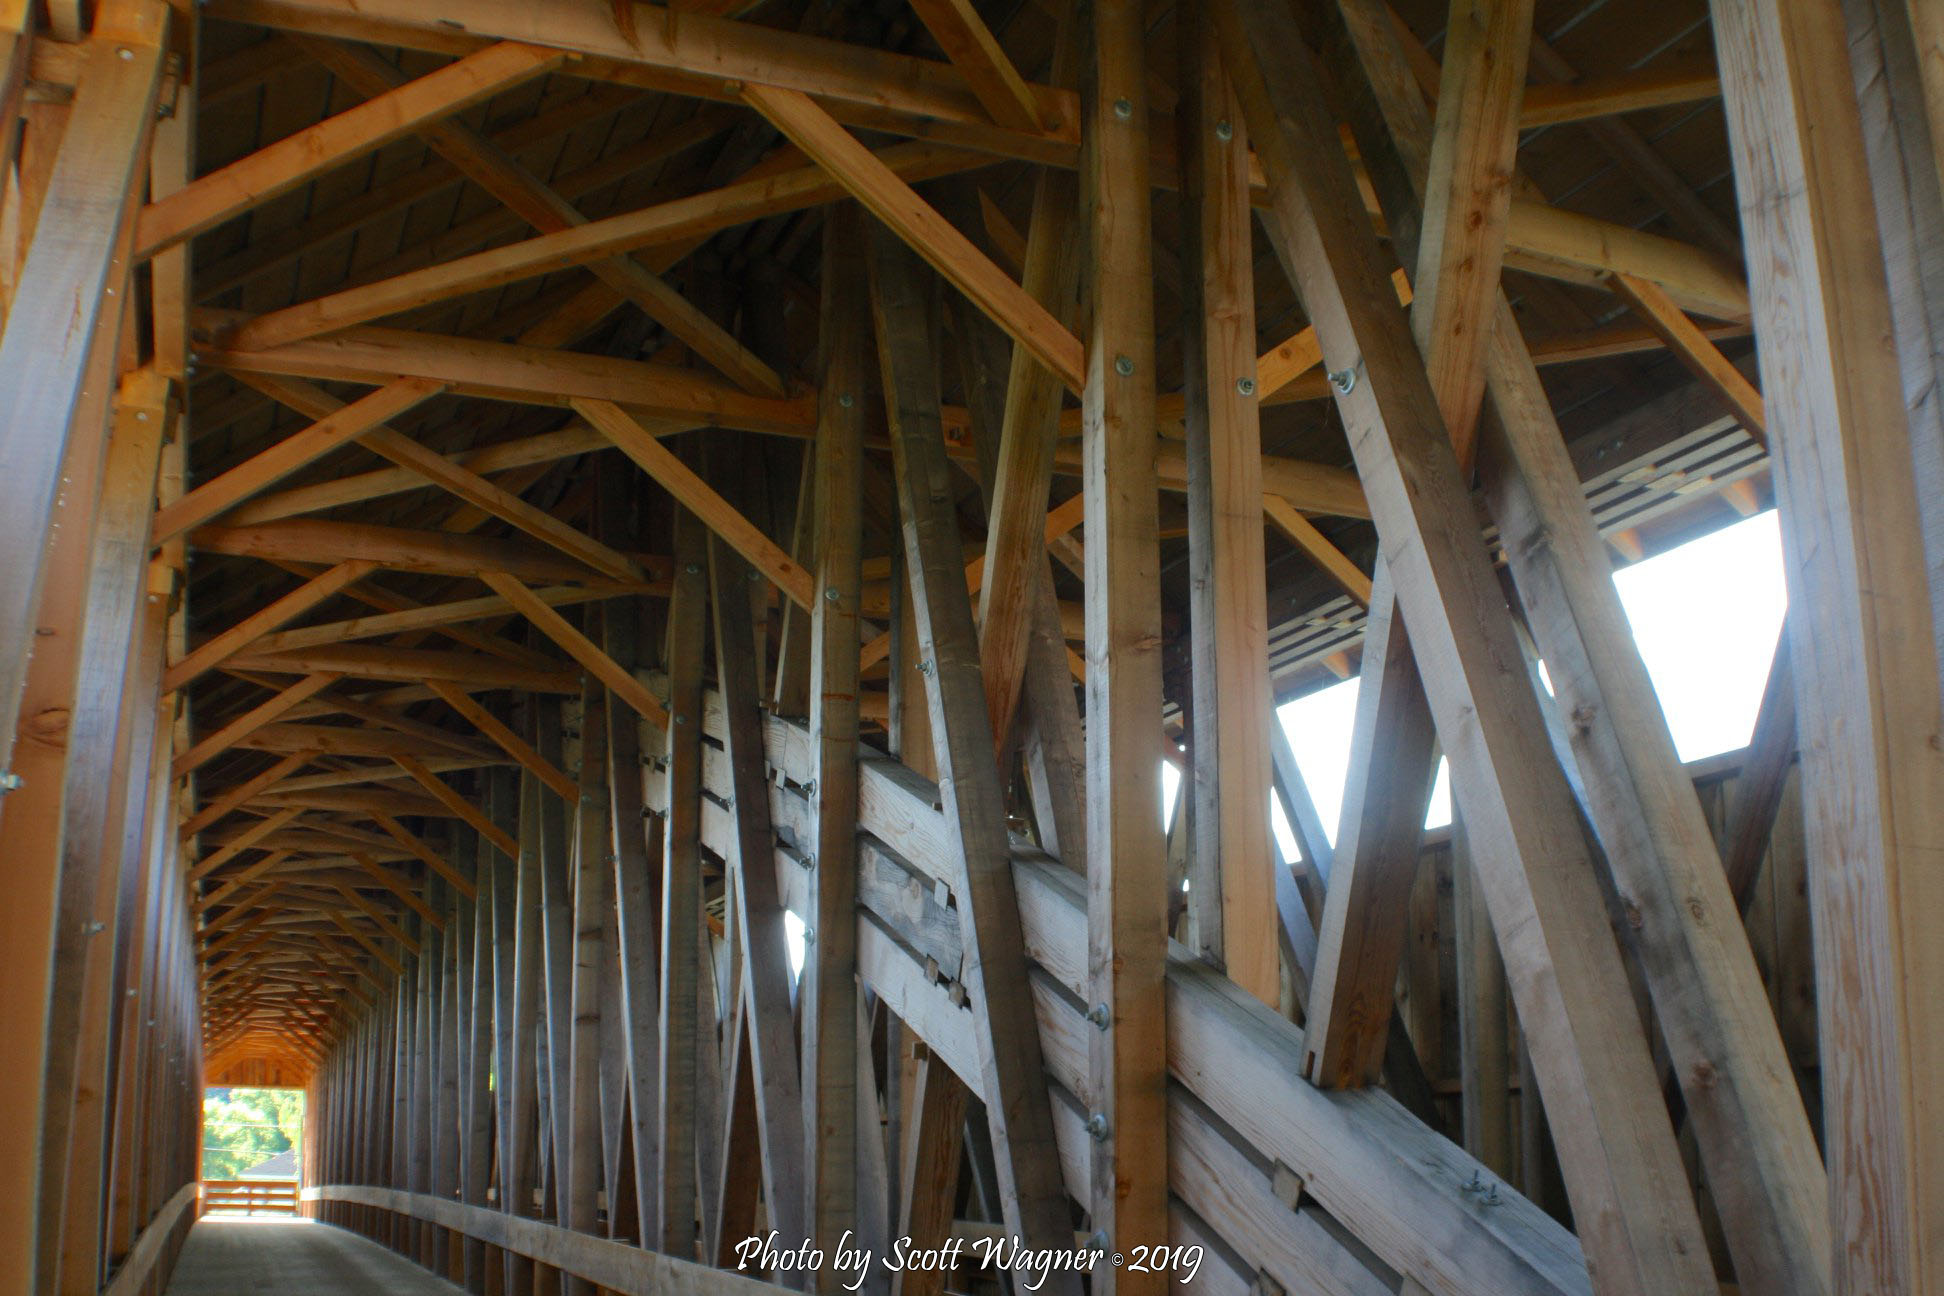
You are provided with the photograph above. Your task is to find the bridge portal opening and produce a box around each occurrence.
[200,1087,305,1218]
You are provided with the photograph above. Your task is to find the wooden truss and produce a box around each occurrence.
[1,0,1939,1294]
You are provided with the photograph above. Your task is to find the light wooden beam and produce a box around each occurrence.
[0,2,30,197]
[870,229,1078,1291]
[1300,0,1527,1092]
[801,205,867,1279]
[201,315,816,439]
[905,0,1043,132]
[186,809,305,886]
[1609,270,1767,443]
[132,41,565,258]
[203,140,985,356]
[224,644,581,694]
[189,519,608,587]
[199,0,1744,321]
[163,560,377,692]
[1712,0,1944,1285]
[1719,634,1795,909]
[247,583,653,657]
[174,673,341,779]
[332,881,421,957]
[1177,0,1278,1006]
[573,398,815,610]
[389,760,511,876]
[1335,3,1831,1284]
[974,79,1081,754]
[0,17,162,780]
[238,371,644,583]
[148,379,446,546]
[299,35,785,399]
[349,853,442,930]
[181,753,311,840]
[709,534,809,1247]
[425,680,576,803]
[1218,0,1718,1286]
[201,0,1071,158]
[1078,1,1172,1284]
[657,505,708,1258]
[1516,56,1720,126]
[328,911,405,978]
[223,423,612,528]
[1260,498,1371,606]
[478,572,670,731]
[747,83,1085,395]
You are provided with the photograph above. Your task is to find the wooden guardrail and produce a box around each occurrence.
[203,1178,300,1216]
[306,1186,779,1296]
[103,1180,199,1296]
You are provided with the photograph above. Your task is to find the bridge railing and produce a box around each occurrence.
[202,1178,300,1217]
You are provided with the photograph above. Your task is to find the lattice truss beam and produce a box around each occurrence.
[2,0,1938,1294]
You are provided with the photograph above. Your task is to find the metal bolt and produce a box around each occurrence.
[684,562,701,575]
[1084,1002,1111,1030]
[747,568,762,582]
[1215,119,1233,141]
[1236,376,1257,397]
[1114,354,1134,377]
[1086,1112,1110,1142]
[803,778,818,797]
[1112,97,1133,120]
[86,921,106,936]
[837,394,855,409]
[0,770,21,792]
[117,46,133,60]
[1328,367,1357,395]
[917,659,935,677]
[824,587,841,602]
[675,714,689,726]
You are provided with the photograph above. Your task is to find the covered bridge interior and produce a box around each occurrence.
[1,0,1939,1293]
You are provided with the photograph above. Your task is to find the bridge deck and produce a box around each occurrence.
[164,1218,461,1295]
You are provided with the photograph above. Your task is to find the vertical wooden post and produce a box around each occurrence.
[803,204,867,1283]
[1842,0,1944,675]
[891,1050,967,1296]
[565,689,609,1264]
[47,367,170,1296]
[1451,816,1511,1177]
[1084,0,1170,1280]
[869,231,1076,1292]
[1217,0,1719,1286]
[536,700,574,1272]
[506,765,544,1293]
[461,838,494,1291]
[1177,0,1277,1003]
[436,875,462,1277]
[710,525,809,1255]
[658,504,708,1260]
[1713,1,1944,1289]
[596,490,663,1246]
[0,1,162,775]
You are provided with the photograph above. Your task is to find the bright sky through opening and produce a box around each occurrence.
[1158,511,1787,860]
